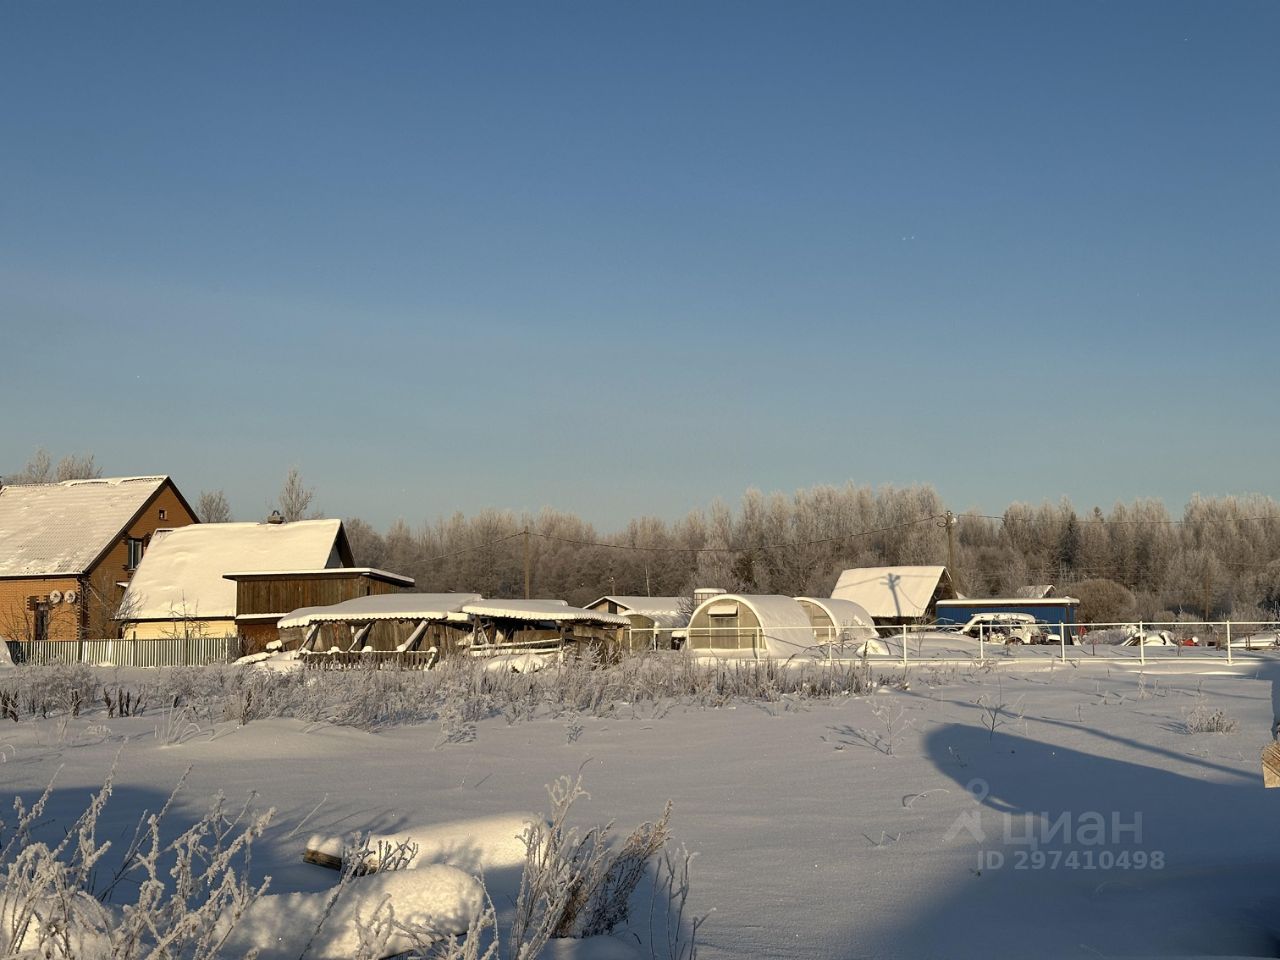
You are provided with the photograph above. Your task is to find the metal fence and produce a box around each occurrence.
[626,620,1280,665]
[7,636,241,667]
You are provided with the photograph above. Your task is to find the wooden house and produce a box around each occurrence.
[116,518,356,642]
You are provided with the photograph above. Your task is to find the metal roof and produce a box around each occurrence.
[0,476,170,577]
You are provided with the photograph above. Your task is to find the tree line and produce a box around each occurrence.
[8,449,1279,623]
[342,485,1280,624]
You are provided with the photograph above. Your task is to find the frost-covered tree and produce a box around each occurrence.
[275,467,318,521]
[196,489,233,523]
[6,447,100,484]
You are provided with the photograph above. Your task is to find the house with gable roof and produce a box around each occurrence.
[0,476,198,641]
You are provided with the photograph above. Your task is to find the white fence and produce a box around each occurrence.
[625,621,1280,665]
[8,636,241,668]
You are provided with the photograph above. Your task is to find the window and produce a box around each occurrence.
[126,537,145,570]
[158,508,167,521]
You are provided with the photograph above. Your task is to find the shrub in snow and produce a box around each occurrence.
[0,769,272,959]
[1183,702,1239,734]
[509,774,673,957]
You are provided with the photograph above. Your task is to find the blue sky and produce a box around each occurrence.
[2,2,1277,529]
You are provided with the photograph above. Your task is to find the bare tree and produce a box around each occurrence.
[8,447,52,483]
[55,452,100,481]
[6,448,102,484]
[196,489,233,523]
[275,467,318,522]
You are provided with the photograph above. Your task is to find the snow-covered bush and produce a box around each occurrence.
[0,770,272,958]
[2,654,876,735]
[1183,702,1239,734]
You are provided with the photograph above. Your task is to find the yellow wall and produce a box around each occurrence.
[124,618,236,640]
[0,576,81,641]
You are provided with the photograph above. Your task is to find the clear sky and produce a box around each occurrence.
[2,2,1277,529]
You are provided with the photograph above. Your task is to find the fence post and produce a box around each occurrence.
[1139,621,1145,665]
[1060,622,1066,663]
[978,623,984,663]
[1226,621,1233,664]
[902,625,908,667]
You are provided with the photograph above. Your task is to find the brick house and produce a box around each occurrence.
[0,476,198,641]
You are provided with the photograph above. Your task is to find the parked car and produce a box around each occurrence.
[955,613,1039,644]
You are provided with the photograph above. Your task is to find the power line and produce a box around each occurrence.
[420,532,525,563]
[978,513,1280,526]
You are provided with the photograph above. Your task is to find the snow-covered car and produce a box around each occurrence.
[952,613,1065,645]
[1120,625,1175,646]
[956,613,1038,644]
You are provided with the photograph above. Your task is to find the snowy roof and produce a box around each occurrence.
[224,567,414,587]
[462,599,628,626]
[830,566,953,620]
[588,596,688,628]
[119,519,346,621]
[1013,584,1057,598]
[0,476,171,577]
[277,593,483,629]
[795,597,879,638]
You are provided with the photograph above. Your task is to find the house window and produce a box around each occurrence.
[126,537,145,570]
[158,508,167,521]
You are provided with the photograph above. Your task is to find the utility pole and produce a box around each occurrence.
[523,527,531,599]
[940,510,961,593]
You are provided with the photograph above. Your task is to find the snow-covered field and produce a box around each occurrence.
[3,657,1280,959]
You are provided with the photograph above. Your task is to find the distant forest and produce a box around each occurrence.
[341,484,1280,624]
[10,450,1277,624]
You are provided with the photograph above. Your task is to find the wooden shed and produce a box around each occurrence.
[227,567,416,653]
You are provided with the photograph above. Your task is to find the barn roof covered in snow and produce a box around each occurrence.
[586,596,688,628]
[0,476,174,577]
[462,599,628,625]
[119,519,349,621]
[829,565,955,620]
[1013,584,1057,598]
[278,593,482,629]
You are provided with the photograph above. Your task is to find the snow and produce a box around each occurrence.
[224,567,414,585]
[830,565,951,619]
[118,519,346,621]
[218,867,485,960]
[588,597,688,627]
[278,592,483,629]
[0,476,168,576]
[7,659,1280,958]
[307,812,535,874]
[463,600,629,625]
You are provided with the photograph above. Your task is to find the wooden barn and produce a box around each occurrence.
[227,567,416,652]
